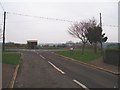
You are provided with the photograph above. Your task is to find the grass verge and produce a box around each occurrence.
[2,52,21,65]
[4,49,18,52]
[55,49,101,62]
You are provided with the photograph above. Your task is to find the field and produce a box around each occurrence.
[56,49,101,62]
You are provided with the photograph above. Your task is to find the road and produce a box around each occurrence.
[14,49,119,88]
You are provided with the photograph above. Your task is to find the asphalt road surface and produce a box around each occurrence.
[14,49,119,89]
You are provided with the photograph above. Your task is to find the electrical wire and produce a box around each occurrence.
[7,12,74,23]
[0,1,4,11]
[103,25,118,27]
[7,12,118,27]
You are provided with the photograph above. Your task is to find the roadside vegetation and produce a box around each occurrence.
[68,17,107,54]
[56,48,101,62]
[2,50,21,65]
[56,17,107,62]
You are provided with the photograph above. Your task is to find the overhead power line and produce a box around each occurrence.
[0,1,4,11]
[7,12,118,27]
[7,12,74,23]
[102,25,118,27]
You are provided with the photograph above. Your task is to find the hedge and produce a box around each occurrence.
[103,49,120,67]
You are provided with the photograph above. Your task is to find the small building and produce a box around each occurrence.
[27,40,37,49]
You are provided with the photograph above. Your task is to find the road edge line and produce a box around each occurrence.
[53,52,119,75]
[8,53,23,88]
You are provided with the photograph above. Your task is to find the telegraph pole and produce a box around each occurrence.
[100,13,102,28]
[99,13,103,53]
[2,11,6,52]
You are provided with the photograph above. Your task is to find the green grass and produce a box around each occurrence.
[2,53,21,65]
[4,49,18,52]
[56,49,101,62]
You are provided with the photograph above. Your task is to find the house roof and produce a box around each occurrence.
[27,40,37,42]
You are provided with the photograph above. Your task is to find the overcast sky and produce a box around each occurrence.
[0,0,119,44]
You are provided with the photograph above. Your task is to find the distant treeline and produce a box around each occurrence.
[5,42,27,49]
[5,42,120,50]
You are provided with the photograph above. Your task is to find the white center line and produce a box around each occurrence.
[48,61,65,74]
[73,79,89,90]
[40,55,46,59]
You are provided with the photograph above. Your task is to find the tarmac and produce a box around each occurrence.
[2,51,119,88]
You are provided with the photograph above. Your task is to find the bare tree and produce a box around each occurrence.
[68,18,97,54]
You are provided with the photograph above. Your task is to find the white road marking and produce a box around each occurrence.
[40,55,46,59]
[73,79,89,90]
[48,61,65,74]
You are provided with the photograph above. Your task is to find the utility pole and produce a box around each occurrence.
[100,13,102,28]
[99,13,103,54]
[2,11,6,52]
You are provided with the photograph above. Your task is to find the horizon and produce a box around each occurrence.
[4,41,119,45]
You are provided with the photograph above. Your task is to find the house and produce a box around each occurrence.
[27,40,37,49]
